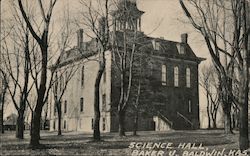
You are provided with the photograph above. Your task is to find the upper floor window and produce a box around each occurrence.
[64,100,67,114]
[152,40,160,50]
[80,97,84,112]
[177,43,185,54]
[186,68,191,88]
[161,65,167,86]
[81,66,84,87]
[188,100,192,113]
[174,66,179,87]
[149,62,153,76]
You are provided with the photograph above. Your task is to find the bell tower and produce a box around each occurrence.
[112,0,144,32]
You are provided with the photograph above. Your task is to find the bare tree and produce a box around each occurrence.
[179,0,236,134]
[17,0,58,148]
[79,0,110,141]
[179,0,249,150]
[0,2,34,138]
[0,71,8,134]
[200,65,220,129]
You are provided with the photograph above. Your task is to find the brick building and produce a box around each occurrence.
[49,0,204,132]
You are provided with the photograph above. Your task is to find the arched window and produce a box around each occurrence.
[64,100,67,114]
[80,97,84,112]
[186,68,191,88]
[174,66,179,87]
[81,66,84,87]
[188,100,192,113]
[161,65,166,85]
[64,120,66,129]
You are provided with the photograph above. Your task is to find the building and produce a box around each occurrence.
[49,0,204,132]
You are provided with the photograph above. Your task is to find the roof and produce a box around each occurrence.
[113,30,205,63]
[53,30,204,69]
[50,39,98,70]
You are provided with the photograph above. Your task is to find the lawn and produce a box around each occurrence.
[0,129,248,156]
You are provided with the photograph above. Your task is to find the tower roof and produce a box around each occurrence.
[112,0,144,19]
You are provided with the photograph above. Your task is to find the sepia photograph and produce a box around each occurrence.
[0,0,250,155]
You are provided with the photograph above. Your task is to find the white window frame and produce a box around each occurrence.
[186,68,191,88]
[161,65,167,86]
[188,100,192,113]
[174,66,179,87]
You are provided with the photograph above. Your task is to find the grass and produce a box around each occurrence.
[0,129,248,156]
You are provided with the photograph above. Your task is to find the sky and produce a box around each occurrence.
[2,0,214,128]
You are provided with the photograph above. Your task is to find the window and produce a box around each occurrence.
[64,100,67,114]
[161,65,167,86]
[177,43,185,54]
[91,118,94,130]
[80,97,84,112]
[79,119,82,129]
[81,66,84,87]
[186,68,191,88]
[53,121,55,130]
[54,104,57,115]
[174,66,179,87]
[64,120,66,129]
[102,94,106,111]
[188,100,192,113]
[102,118,106,131]
[155,42,160,50]
[152,40,160,50]
[149,62,153,76]
[103,70,106,83]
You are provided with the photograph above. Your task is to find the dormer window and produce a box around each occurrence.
[177,43,185,54]
[152,40,160,50]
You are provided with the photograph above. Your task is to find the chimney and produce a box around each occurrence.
[77,29,83,49]
[181,33,188,44]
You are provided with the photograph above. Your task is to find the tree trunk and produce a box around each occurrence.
[239,1,249,150]
[29,102,43,148]
[0,109,3,133]
[118,110,125,136]
[224,108,233,134]
[93,62,104,141]
[57,101,62,136]
[133,111,138,136]
[206,92,211,129]
[1,80,7,134]
[30,112,33,136]
[239,102,248,151]
[212,117,217,129]
[58,110,62,136]
[16,109,25,139]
